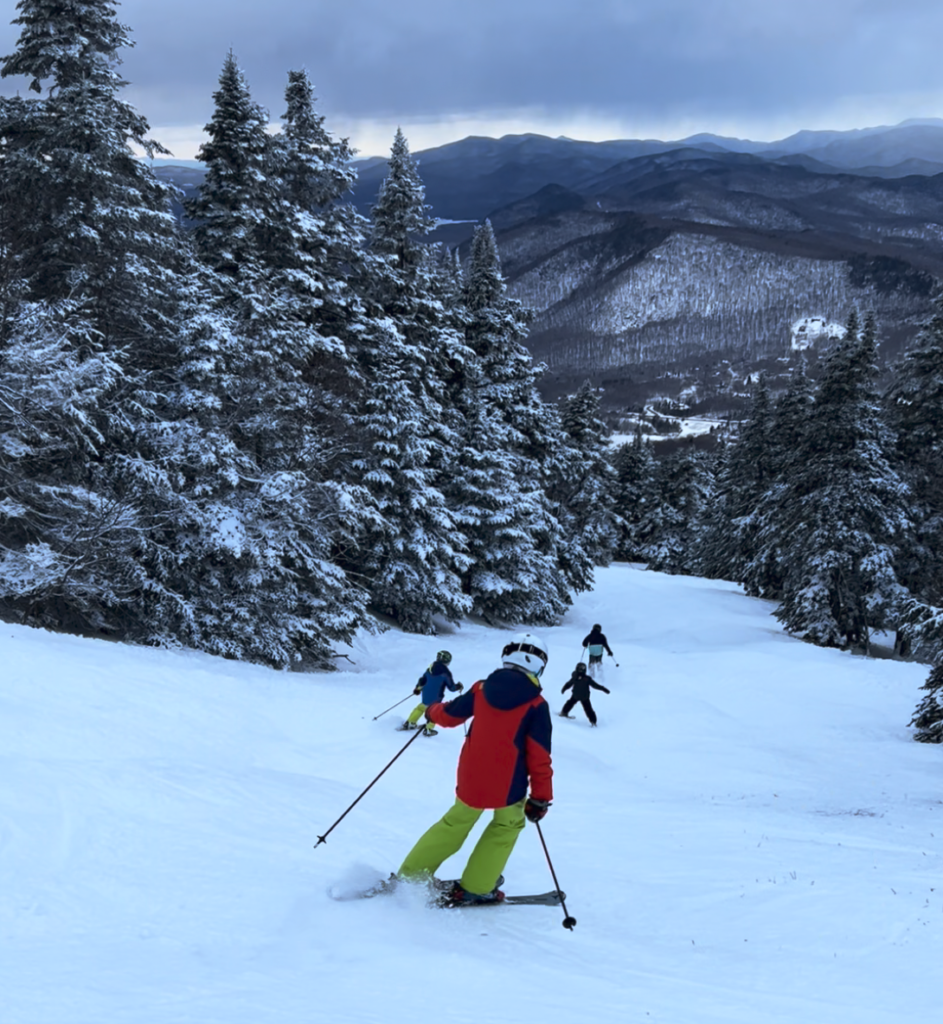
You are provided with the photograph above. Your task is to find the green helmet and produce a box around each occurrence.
[436,650,452,665]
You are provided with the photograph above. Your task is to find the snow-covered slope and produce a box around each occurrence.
[1,566,938,1024]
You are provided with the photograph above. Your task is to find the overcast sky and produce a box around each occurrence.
[3,0,943,159]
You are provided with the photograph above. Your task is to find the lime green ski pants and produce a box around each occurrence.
[398,796,526,895]
[406,702,427,727]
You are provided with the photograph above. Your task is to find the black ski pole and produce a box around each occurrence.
[314,728,425,847]
[534,821,577,930]
[372,693,414,721]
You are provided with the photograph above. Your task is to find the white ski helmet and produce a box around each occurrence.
[501,632,549,677]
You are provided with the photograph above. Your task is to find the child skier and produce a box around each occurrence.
[560,662,610,726]
[400,651,463,736]
[582,624,615,677]
[397,633,553,905]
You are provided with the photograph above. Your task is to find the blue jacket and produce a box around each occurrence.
[417,660,461,706]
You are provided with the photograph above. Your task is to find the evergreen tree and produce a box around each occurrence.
[555,381,621,567]
[185,51,272,277]
[155,57,372,666]
[910,662,943,743]
[768,361,815,482]
[644,445,715,574]
[370,127,435,270]
[701,375,775,583]
[345,129,469,630]
[135,259,370,668]
[611,425,659,563]
[347,319,470,631]
[885,306,943,613]
[457,220,574,617]
[0,297,147,631]
[444,360,569,625]
[0,0,180,344]
[0,0,186,636]
[752,313,910,648]
[463,221,545,459]
[738,364,815,598]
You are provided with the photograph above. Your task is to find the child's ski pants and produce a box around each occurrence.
[398,796,526,895]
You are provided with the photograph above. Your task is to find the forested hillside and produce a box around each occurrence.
[0,5,616,664]
[1,3,942,716]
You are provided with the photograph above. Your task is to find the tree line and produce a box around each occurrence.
[1,2,942,735]
[0,2,625,667]
[608,308,943,740]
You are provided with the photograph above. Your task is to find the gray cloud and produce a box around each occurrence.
[2,0,943,144]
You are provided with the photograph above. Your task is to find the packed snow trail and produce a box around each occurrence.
[1,564,940,1024]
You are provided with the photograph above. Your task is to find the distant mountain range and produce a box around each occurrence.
[153,120,943,423]
[349,119,943,220]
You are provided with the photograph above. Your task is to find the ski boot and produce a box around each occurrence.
[436,875,505,906]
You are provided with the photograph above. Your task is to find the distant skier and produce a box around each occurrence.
[397,632,553,905]
[400,651,463,736]
[582,624,614,678]
[559,663,609,726]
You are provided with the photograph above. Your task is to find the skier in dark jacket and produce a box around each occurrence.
[401,651,463,735]
[560,663,609,726]
[582,624,614,676]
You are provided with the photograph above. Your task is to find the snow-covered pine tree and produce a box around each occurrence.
[185,51,272,277]
[153,56,371,666]
[345,317,471,632]
[643,444,716,575]
[463,220,548,459]
[0,297,150,631]
[738,363,816,598]
[701,375,775,584]
[555,381,621,567]
[611,424,659,563]
[344,129,470,631]
[768,361,815,482]
[910,662,943,743]
[443,358,569,625]
[370,127,436,270]
[0,0,186,636]
[132,263,369,668]
[456,220,574,617]
[885,304,943,636]
[755,312,910,648]
[261,68,374,446]
[0,0,180,343]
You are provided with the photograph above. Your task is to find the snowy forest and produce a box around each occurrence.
[0,2,942,734]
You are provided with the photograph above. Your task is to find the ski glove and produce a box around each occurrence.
[456,682,464,691]
[525,798,551,823]
[600,686,611,694]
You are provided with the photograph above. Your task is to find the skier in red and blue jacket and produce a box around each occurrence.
[398,633,553,904]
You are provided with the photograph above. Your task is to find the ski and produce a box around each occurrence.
[502,890,566,906]
[330,877,564,907]
[437,890,566,908]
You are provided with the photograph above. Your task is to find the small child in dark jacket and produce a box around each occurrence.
[560,663,610,726]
